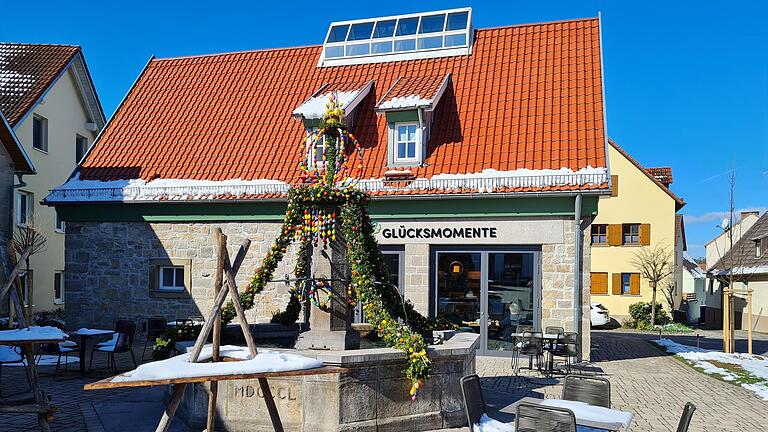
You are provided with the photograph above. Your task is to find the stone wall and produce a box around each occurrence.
[541,216,592,359]
[64,221,298,329]
[404,243,430,315]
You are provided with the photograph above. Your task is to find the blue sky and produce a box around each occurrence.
[2,1,766,257]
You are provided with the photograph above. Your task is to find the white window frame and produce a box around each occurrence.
[394,122,420,164]
[55,210,65,233]
[158,265,186,292]
[54,271,65,305]
[17,191,33,227]
[32,114,48,153]
[306,127,326,169]
[757,240,762,258]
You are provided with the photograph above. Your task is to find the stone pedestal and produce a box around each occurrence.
[295,236,359,350]
[175,333,480,432]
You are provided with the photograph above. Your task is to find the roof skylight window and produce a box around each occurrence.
[320,7,473,67]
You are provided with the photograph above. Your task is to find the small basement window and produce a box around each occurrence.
[150,259,191,298]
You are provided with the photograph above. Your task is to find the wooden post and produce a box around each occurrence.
[206,229,227,432]
[747,288,753,355]
[21,346,51,432]
[722,287,730,353]
[222,248,257,357]
[156,383,187,432]
[188,239,251,363]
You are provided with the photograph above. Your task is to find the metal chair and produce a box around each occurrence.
[550,332,579,374]
[514,331,543,374]
[460,374,487,427]
[515,402,577,432]
[90,320,138,373]
[511,325,535,363]
[142,316,168,360]
[34,319,79,379]
[562,374,611,408]
[676,402,696,432]
[0,345,31,397]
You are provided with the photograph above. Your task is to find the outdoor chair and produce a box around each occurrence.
[90,320,138,373]
[676,402,696,432]
[460,374,487,427]
[515,402,577,432]
[511,325,535,361]
[514,331,543,375]
[562,374,611,408]
[0,344,31,397]
[36,340,78,379]
[550,332,579,374]
[142,316,168,360]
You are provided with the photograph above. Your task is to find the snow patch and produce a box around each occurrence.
[293,90,360,120]
[654,338,768,400]
[377,94,433,110]
[0,326,68,342]
[112,345,323,383]
[47,173,289,202]
[472,414,515,432]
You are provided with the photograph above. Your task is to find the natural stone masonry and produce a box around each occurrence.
[65,221,298,329]
[404,243,430,315]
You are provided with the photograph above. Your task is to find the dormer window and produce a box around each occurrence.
[395,123,419,163]
[376,74,451,168]
[307,127,326,168]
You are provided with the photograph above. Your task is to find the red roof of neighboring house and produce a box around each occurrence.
[647,167,673,186]
[609,139,685,210]
[0,110,34,173]
[70,17,608,200]
[0,43,80,126]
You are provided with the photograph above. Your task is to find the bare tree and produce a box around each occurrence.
[662,278,676,318]
[11,226,47,322]
[631,243,675,325]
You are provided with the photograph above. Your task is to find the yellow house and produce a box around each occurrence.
[590,140,685,321]
[0,43,104,314]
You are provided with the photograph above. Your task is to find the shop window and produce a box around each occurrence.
[33,114,48,152]
[149,259,191,298]
[612,272,640,295]
[382,250,405,294]
[590,272,608,295]
[54,271,64,304]
[591,224,607,245]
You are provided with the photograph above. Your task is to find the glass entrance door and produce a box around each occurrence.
[486,252,537,353]
[434,249,540,356]
[436,253,482,335]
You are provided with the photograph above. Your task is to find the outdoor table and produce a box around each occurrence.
[0,328,68,432]
[512,397,634,431]
[70,328,115,377]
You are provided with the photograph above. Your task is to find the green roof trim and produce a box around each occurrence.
[53,196,598,223]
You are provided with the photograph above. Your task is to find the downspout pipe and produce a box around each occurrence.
[573,194,583,360]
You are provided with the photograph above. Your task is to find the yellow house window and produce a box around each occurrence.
[591,224,608,245]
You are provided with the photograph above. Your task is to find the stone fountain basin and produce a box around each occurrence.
[173,332,479,432]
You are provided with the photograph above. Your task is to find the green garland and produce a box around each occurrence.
[217,96,455,399]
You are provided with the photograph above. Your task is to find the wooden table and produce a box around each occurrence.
[84,365,347,432]
[69,328,115,377]
[0,337,66,432]
[511,397,634,431]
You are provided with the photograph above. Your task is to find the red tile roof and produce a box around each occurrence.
[647,167,673,186]
[376,74,449,110]
[78,18,608,196]
[0,43,79,126]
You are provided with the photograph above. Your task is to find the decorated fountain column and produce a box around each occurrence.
[295,230,360,350]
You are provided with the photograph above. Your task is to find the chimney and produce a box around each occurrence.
[740,211,760,221]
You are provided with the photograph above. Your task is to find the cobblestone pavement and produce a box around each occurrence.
[2,331,766,431]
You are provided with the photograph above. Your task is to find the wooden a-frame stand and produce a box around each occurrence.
[0,244,60,432]
[84,229,344,432]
